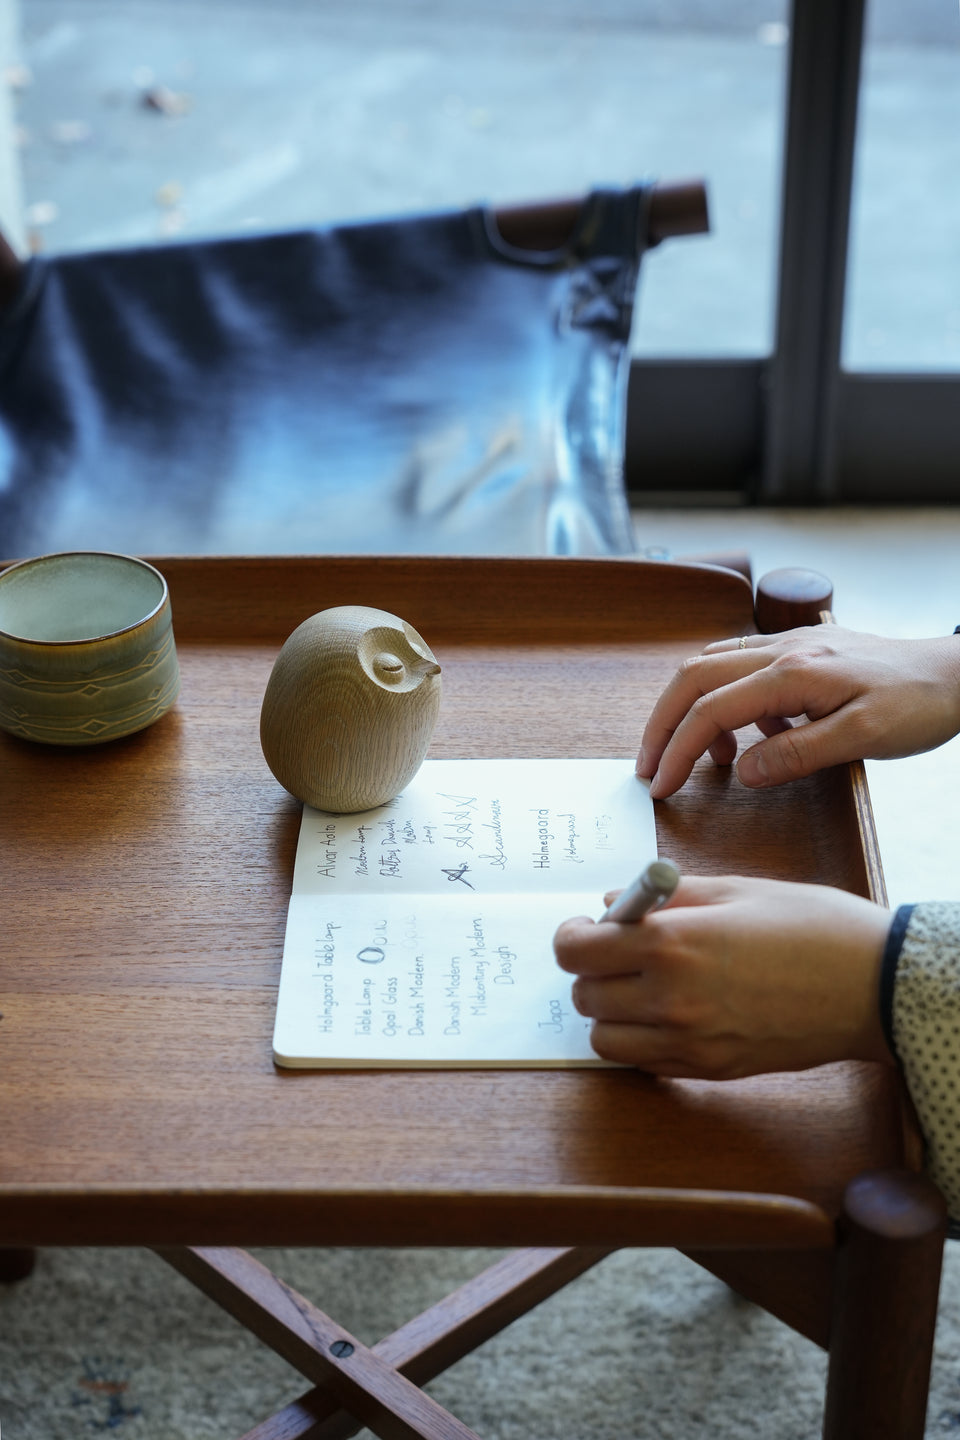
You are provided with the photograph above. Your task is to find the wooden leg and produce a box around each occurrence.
[822,1169,947,1440]
[0,1246,36,1282]
[229,1247,611,1440]
[158,1245,612,1440]
[682,1247,833,1348]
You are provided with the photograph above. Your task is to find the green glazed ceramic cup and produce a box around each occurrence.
[0,552,180,745]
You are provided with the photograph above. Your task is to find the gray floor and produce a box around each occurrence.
[6,0,960,367]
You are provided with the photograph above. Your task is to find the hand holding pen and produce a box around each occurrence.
[555,865,894,1078]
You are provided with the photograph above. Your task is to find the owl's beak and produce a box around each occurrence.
[413,658,441,677]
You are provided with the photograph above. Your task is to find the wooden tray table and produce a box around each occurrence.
[0,555,946,1440]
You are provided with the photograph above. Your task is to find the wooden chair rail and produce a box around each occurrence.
[494,179,709,251]
[0,180,708,321]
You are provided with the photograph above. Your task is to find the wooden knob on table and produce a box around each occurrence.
[755,568,834,634]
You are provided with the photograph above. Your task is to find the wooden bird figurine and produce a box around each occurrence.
[260,605,442,813]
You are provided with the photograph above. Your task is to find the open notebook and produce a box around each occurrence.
[272,758,657,1068]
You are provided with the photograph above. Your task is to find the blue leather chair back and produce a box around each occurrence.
[0,186,652,559]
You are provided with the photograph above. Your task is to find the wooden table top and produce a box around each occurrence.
[0,557,910,1250]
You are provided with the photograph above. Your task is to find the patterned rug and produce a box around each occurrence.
[3,1241,960,1438]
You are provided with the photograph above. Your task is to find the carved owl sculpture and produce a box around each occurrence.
[260,605,442,813]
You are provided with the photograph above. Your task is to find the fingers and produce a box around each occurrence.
[755,716,793,739]
[563,941,716,1076]
[707,730,738,767]
[556,874,896,1079]
[703,633,779,655]
[572,970,677,1029]
[697,707,796,768]
[636,625,941,800]
[554,915,648,976]
[734,705,867,787]
[586,1021,713,1077]
[555,880,725,977]
[637,645,786,790]
[572,970,642,1021]
[637,627,869,798]
[570,963,734,1077]
[642,662,815,798]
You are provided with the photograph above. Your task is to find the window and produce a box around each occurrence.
[845,1,960,372]
[11,0,958,504]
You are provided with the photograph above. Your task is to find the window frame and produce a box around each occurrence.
[625,0,960,506]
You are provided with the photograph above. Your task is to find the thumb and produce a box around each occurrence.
[736,723,836,787]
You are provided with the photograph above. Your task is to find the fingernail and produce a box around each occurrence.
[648,768,663,798]
[636,747,647,776]
[737,750,768,786]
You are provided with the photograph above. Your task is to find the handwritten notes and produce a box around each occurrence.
[272,759,657,1068]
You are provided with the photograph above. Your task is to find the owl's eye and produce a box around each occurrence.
[372,651,406,685]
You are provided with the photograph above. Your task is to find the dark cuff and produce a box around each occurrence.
[879,903,915,1063]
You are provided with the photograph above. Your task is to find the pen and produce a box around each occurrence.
[599,858,680,924]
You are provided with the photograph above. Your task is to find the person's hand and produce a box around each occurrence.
[553,875,895,1078]
[637,627,960,799]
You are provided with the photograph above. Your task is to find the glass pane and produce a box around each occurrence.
[14,0,787,357]
[844,0,960,370]
[626,16,789,359]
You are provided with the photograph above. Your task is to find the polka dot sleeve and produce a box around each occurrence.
[882,901,960,1230]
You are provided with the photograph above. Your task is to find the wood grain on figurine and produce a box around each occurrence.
[259,605,442,813]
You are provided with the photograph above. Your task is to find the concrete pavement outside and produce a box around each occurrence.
[4,0,959,366]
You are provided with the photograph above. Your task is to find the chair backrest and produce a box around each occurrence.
[0,185,674,561]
